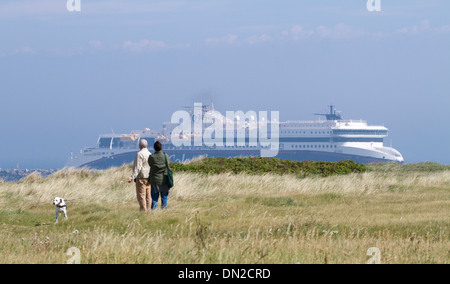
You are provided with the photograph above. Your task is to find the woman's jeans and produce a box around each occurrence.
[151,185,169,210]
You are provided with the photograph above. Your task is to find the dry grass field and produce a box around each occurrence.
[0,163,448,264]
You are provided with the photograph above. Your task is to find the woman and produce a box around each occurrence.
[148,141,171,210]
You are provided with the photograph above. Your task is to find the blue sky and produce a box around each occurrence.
[0,0,449,168]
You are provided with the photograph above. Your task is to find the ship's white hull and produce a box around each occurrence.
[66,144,403,169]
[65,105,404,169]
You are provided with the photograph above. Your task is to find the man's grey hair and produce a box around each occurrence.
[139,139,148,148]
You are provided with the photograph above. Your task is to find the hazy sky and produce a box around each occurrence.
[0,0,449,169]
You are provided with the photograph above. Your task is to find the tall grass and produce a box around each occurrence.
[0,164,448,264]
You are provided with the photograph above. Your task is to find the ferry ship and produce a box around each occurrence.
[65,105,404,169]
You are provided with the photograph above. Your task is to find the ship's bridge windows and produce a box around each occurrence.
[110,136,142,149]
[99,138,112,149]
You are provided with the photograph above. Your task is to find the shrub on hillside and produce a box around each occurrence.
[171,157,367,177]
[367,162,450,173]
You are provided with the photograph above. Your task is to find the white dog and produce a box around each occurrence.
[53,197,68,223]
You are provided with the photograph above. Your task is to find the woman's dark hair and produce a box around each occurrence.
[154,141,162,152]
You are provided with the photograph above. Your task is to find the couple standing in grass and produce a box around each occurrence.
[127,140,171,212]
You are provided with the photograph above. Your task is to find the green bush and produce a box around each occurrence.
[171,157,368,177]
[367,162,450,173]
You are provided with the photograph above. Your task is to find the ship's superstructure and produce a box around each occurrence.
[66,105,403,169]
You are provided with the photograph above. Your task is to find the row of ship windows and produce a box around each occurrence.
[164,144,338,150]
[281,130,388,135]
[91,145,337,154]
[282,124,328,128]
[289,144,337,149]
[281,130,330,135]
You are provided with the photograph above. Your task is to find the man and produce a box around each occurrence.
[128,139,151,212]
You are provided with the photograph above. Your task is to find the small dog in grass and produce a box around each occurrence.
[53,197,68,224]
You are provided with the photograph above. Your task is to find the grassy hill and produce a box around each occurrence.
[0,159,448,264]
